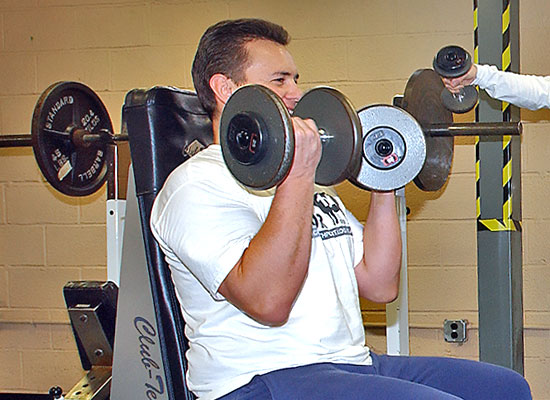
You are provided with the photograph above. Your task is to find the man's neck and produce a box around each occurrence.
[211,113,221,144]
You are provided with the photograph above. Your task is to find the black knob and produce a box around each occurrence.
[49,386,63,399]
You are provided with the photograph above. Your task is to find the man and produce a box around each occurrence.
[442,63,550,110]
[150,18,531,400]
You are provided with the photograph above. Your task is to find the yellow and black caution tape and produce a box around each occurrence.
[501,0,513,222]
[474,0,517,231]
[478,218,521,232]
[473,0,481,219]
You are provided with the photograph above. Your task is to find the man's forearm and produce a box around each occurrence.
[355,192,402,303]
[218,177,314,326]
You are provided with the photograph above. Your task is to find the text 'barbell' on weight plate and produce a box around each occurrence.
[31,81,113,196]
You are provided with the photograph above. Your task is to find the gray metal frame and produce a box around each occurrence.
[475,0,524,374]
[110,168,169,399]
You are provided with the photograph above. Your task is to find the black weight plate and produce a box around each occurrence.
[440,85,478,114]
[293,87,362,186]
[350,105,426,191]
[401,69,454,192]
[31,81,112,196]
[433,45,472,78]
[220,85,294,190]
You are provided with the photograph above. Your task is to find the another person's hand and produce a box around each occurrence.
[442,64,478,94]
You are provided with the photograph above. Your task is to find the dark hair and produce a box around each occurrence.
[192,18,290,117]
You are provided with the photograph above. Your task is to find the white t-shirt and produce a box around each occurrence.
[150,145,371,400]
[474,64,550,110]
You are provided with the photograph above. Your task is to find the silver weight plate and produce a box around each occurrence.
[350,105,426,191]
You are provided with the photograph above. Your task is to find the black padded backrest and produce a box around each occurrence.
[122,86,212,400]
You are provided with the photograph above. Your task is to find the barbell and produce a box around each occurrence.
[0,69,522,196]
[220,68,521,192]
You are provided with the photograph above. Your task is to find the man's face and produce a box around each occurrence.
[241,39,302,112]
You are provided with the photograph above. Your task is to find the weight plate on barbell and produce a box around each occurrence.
[220,85,294,190]
[31,81,112,196]
[401,69,454,192]
[349,105,426,191]
[293,87,362,187]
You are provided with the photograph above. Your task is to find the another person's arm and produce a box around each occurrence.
[443,64,550,110]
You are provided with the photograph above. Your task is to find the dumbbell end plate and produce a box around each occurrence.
[440,86,478,114]
[293,87,362,187]
[220,85,294,190]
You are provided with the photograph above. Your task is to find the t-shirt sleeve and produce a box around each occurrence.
[151,178,263,300]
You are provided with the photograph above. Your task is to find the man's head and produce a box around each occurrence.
[192,18,293,118]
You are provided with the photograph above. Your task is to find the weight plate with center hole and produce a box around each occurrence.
[293,87,362,186]
[220,85,294,190]
[31,81,113,196]
[349,105,426,191]
[401,69,454,191]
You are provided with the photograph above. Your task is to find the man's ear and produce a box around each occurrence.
[209,73,238,107]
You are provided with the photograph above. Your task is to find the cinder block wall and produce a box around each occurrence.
[0,0,548,397]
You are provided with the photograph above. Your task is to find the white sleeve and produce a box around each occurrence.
[151,179,262,300]
[473,64,550,110]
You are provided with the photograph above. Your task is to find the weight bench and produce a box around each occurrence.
[110,86,212,399]
[106,84,411,399]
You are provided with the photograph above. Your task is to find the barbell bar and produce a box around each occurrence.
[0,121,520,149]
[0,73,523,196]
[424,122,521,137]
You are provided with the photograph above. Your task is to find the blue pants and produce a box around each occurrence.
[218,352,531,399]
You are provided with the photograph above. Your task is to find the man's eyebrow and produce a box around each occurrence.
[273,71,300,80]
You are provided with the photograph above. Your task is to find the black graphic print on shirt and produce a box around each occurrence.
[312,192,352,240]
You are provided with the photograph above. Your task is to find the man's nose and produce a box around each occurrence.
[286,82,303,108]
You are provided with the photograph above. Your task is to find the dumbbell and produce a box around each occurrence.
[220,85,427,191]
[433,45,479,114]
[220,85,362,190]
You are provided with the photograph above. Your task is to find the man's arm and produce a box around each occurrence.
[354,191,402,303]
[218,117,321,326]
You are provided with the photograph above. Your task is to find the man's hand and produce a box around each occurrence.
[442,64,478,94]
[280,116,322,185]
